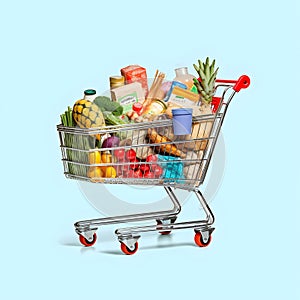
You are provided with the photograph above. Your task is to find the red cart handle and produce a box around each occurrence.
[216,75,250,92]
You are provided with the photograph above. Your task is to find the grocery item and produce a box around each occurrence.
[191,57,219,150]
[173,67,197,91]
[89,151,101,165]
[60,106,75,127]
[109,76,125,90]
[158,155,184,182]
[73,99,105,129]
[167,86,200,109]
[183,151,203,180]
[193,57,219,107]
[147,128,186,158]
[110,82,145,114]
[131,129,154,160]
[87,166,104,182]
[132,102,143,115]
[165,81,187,101]
[102,136,120,148]
[142,99,167,117]
[172,108,193,135]
[104,166,117,178]
[121,65,149,97]
[93,96,123,116]
[102,111,129,126]
[84,89,97,101]
[141,70,166,116]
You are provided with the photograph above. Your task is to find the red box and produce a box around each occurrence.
[121,65,149,98]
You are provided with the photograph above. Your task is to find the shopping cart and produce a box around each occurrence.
[57,75,250,254]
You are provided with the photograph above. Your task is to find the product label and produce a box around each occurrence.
[169,95,196,108]
[118,92,138,113]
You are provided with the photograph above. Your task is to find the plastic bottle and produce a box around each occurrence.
[83,89,97,101]
[132,102,143,115]
[173,67,197,91]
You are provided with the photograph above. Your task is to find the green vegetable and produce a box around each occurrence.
[60,106,94,177]
[94,96,123,116]
[103,111,129,126]
[60,106,75,127]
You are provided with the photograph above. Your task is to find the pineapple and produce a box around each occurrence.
[193,57,219,114]
[189,57,219,152]
[73,99,105,129]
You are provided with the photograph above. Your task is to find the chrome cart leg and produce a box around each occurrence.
[193,189,215,247]
[115,188,216,250]
[115,186,181,237]
[75,186,181,247]
[194,189,215,226]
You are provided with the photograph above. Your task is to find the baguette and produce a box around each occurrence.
[147,128,186,158]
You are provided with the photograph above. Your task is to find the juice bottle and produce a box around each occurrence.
[173,67,198,93]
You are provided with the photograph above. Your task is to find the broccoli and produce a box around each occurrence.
[93,96,123,116]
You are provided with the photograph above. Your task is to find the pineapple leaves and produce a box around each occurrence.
[193,57,219,104]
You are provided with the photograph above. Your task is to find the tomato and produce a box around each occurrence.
[113,149,125,161]
[130,159,140,170]
[146,155,159,171]
[139,164,150,174]
[134,169,143,178]
[126,169,135,178]
[150,163,159,171]
[125,168,142,178]
[153,165,163,178]
[116,164,130,176]
[143,171,155,179]
[125,149,136,161]
[146,154,158,163]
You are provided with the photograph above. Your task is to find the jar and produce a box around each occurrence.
[83,89,97,101]
[132,102,143,115]
[142,99,167,116]
[173,67,197,91]
[109,76,125,90]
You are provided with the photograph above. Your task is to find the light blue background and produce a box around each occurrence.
[1,0,299,299]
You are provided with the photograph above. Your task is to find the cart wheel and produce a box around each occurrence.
[156,220,171,235]
[120,242,138,255]
[79,233,97,247]
[194,232,212,247]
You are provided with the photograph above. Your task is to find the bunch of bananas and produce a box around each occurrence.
[193,57,219,105]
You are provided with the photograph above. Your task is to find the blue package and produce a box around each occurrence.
[158,154,185,183]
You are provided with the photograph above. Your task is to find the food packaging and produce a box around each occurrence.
[167,86,200,108]
[110,82,145,114]
[171,108,193,135]
[121,65,149,97]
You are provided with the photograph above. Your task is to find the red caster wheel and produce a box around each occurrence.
[120,242,138,255]
[194,232,212,247]
[156,219,173,235]
[79,233,97,247]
